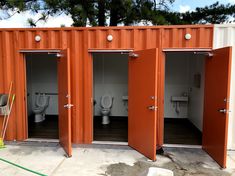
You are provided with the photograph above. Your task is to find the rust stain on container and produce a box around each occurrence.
[0,25,213,143]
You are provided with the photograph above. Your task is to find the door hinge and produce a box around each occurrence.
[129,52,139,58]
[56,53,63,57]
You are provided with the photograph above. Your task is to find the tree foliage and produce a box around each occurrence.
[0,0,174,26]
[161,2,235,25]
[0,0,235,27]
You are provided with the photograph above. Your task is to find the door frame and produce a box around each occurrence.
[88,49,133,143]
[160,48,213,146]
[19,48,63,140]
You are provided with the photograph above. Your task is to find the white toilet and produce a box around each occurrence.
[32,94,50,123]
[100,94,113,125]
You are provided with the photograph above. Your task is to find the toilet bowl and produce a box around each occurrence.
[100,94,113,125]
[32,94,50,123]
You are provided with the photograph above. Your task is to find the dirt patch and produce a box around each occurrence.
[104,153,232,176]
[103,161,150,176]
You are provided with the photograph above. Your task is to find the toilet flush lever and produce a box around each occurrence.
[64,104,74,109]
[148,106,157,111]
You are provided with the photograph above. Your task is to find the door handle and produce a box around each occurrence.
[148,106,157,111]
[64,104,74,109]
[219,109,226,113]
[218,109,231,114]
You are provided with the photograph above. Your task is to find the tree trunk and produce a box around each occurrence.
[98,0,106,26]
[109,0,120,26]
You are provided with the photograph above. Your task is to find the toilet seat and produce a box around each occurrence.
[32,94,50,123]
[35,94,49,107]
[100,94,113,125]
[101,95,112,109]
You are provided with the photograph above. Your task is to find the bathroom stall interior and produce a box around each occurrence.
[26,53,59,139]
[164,52,206,145]
[92,53,128,142]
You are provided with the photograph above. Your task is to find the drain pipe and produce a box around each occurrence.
[0,157,47,176]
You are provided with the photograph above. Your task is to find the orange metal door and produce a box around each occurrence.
[128,48,158,161]
[202,47,232,168]
[58,49,72,157]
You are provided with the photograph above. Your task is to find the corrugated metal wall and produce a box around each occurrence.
[214,24,235,150]
[0,25,213,143]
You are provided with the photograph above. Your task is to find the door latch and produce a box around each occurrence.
[64,104,74,109]
[148,106,157,111]
[218,109,231,114]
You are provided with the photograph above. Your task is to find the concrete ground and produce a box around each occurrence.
[0,142,235,176]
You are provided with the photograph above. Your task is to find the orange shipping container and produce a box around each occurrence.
[4,25,232,166]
